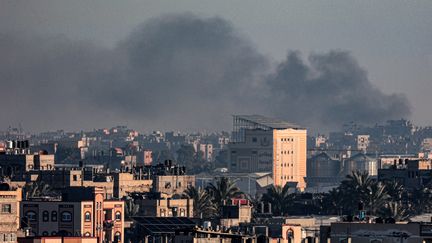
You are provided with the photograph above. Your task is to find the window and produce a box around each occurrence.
[61,212,72,222]
[114,232,121,243]
[73,175,77,181]
[85,212,91,222]
[51,211,57,221]
[165,182,171,189]
[26,211,37,222]
[43,211,49,222]
[84,232,91,237]
[252,137,257,143]
[1,204,11,213]
[42,231,49,236]
[115,211,121,221]
[51,232,57,236]
[180,209,185,217]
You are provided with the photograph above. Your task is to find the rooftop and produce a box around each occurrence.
[234,115,302,130]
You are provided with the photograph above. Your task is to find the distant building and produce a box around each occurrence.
[356,135,370,152]
[136,197,193,218]
[378,159,432,190]
[0,184,23,243]
[21,187,124,243]
[321,222,432,243]
[306,152,342,191]
[219,199,252,228]
[228,115,307,190]
[18,236,98,243]
[198,144,213,162]
[342,153,378,177]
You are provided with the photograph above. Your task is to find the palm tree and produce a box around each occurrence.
[337,171,389,215]
[207,177,243,208]
[409,185,432,214]
[183,186,217,218]
[380,201,410,221]
[366,181,390,215]
[261,183,291,216]
[384,180,405,203]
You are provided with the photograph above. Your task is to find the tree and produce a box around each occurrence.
[182,186,217,218]
[207,177,243,208]
[261,183,292,216]
[176,145,195,166]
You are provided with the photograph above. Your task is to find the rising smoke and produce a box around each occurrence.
[0,13,411,132]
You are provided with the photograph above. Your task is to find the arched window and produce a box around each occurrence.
[51,211,57,221]
[51,232,57,236]
[26,211,37,222]
[114,232,121,243]
[115,211,121,221]
[85,212,91,222]
[43,211,49,222]
[286,229,294,243]
[42,231,49,236]
[84,232,91,237]
[61,212,72,222]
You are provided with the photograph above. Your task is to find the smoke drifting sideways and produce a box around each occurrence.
[267,51,412,132]
[0,13,411,133]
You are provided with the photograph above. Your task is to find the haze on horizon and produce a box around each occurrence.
[0,0,431,134]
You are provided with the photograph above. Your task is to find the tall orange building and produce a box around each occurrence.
[229,115,307,190]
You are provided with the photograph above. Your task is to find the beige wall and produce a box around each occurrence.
[21,191,124,243]
[273,129,307,190]
[0,187,22,243]
[113,173,152,199]
[155,175,195,198]
[229,128,307,190]
[139,199,193,218]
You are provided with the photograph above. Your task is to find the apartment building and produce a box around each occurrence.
[229,115,307,189]
[0,184,22,243]
[21,187,124,243]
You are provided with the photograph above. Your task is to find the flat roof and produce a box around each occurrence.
[133,217,196,235]
[234,115,302,129]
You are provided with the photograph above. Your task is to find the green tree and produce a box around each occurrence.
[182,186,217,218]
[207,177,243,208]
[261,183,292,216]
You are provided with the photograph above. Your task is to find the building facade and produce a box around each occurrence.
[21,187,124,243]
[0,185,22,243]
[228,115,307,189]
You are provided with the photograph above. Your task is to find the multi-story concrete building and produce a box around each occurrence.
[137,198,193,218]
[21,187,124,243]
[219,199,252,228]
[154,175,195,198]
[198,144,213,162]
[0,184,22,243]
[321,222,432,243]
[0,153,54,180]
[229,115,307,189]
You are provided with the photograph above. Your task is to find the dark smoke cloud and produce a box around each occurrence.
[0,13,411,133]
[267,51,411,131]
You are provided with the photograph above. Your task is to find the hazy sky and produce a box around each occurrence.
[1,0,431,133]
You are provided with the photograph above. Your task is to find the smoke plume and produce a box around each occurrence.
[0,13,411,132]
[266,51,411,131]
